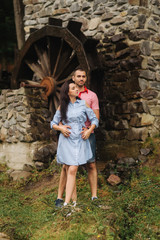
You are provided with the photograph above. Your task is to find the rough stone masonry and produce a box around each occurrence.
[0,88,57,179]
[23,0,160,142]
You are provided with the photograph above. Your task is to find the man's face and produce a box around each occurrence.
[72,70,87,87]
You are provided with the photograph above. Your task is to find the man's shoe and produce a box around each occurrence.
[92,197,98,201]
[55,198,64,208]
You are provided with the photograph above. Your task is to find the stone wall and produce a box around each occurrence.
[22,0,160,143]
[0,87,57,175]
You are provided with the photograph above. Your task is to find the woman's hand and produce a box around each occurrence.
[60,125,71,138]
[81,127,92,140]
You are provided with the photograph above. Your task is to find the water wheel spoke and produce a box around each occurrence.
[49,96,55,117]
[42,50,50,76]
[63,53,79,77]
[25,59,45,80]
[56,77,71,86]
[25,80,40,85]
[54,51,76,81]
[54,44,73,80]
[48,37,62,77]
[53,96,59,109]
[56,87,61,92]
[34,44,50,76]
[52,39,63,77]
[56,91,60,99]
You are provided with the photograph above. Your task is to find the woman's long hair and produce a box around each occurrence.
[60,79,75,122]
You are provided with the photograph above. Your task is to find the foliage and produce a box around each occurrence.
[0,0,16,65]
[0,160,159,240]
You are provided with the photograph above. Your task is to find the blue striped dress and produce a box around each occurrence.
[50,99,99,166]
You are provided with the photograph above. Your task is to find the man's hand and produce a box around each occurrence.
[60,125,71,138]
[81,127,91,140]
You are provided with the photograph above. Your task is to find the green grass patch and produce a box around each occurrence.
[0,160,159,240]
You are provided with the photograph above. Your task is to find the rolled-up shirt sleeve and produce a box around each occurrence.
[50,110,61,129]
[85,106,99,128]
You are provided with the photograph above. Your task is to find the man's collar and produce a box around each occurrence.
[78,86,88,97]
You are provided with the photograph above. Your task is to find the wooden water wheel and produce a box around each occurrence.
[12,18,101,116]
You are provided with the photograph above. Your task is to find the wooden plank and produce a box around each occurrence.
[53,96,59,109]
[55,51,78,81]
[52,39,63,77]
[25,60,45,80]
[49,18,62,26]
[56,77,70,85]
[34,44,49,76]
[48,37,62,77]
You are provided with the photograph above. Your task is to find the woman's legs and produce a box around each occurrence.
[71,184,77,203]
[65,165,78,204]
[57,165,67,199]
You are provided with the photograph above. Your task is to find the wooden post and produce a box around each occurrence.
[13,0,25,50]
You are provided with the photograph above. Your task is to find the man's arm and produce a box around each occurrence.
[52,123,71,137]
[93,109,99,120]
[58,122,71,137]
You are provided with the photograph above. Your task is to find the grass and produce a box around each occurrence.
[0,153,159,240]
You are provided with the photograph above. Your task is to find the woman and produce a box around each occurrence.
[50,80,99,206]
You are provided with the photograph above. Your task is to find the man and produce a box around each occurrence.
[55,68,99,207]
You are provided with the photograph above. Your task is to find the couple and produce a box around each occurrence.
[50,68,99,207]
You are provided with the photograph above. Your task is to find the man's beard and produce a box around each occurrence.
[77,81,85,87]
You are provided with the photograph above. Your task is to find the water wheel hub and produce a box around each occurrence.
[40,76,55,97]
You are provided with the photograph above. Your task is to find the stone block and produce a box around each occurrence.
[139,89,158,99]
[151,42,160,51]
[110,16,126,25]
[138,14,146,29]
[0,103,6,110]
[23,0,33,5]
[149,105,160,116]
[25,4,34,15]
[35,161,44,170]
[156,70,160,81]
[129,0,140,5]
[111,71,130,82]
[126,127,148,141]
[25,20,37,26]
[137,154,147,163]
[115,119,129,129]
[70,2,80,12]
[115,48,130,59]
[120,57,142,70]
[10,171,32,181]
[108,130,127,140]
[79,17,89,31]
[138,78,149,90]
[101,12,114,21]
[37,17,48,24]
[89,18,101,30]
[149,81,160,90]
[52,8,70,16]
[128,6,139,15]
[139,70,156,81]
[111,33,126,42]
[129,30,150,41]
[107,174,121,185]
[0,151,6,164]
[130,113,155,127]
[140,41,151,56]
[147,18,159,32]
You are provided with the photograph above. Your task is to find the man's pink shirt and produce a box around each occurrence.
[79,88,99,128]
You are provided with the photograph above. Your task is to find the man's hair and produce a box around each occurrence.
[73,67,87,76]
